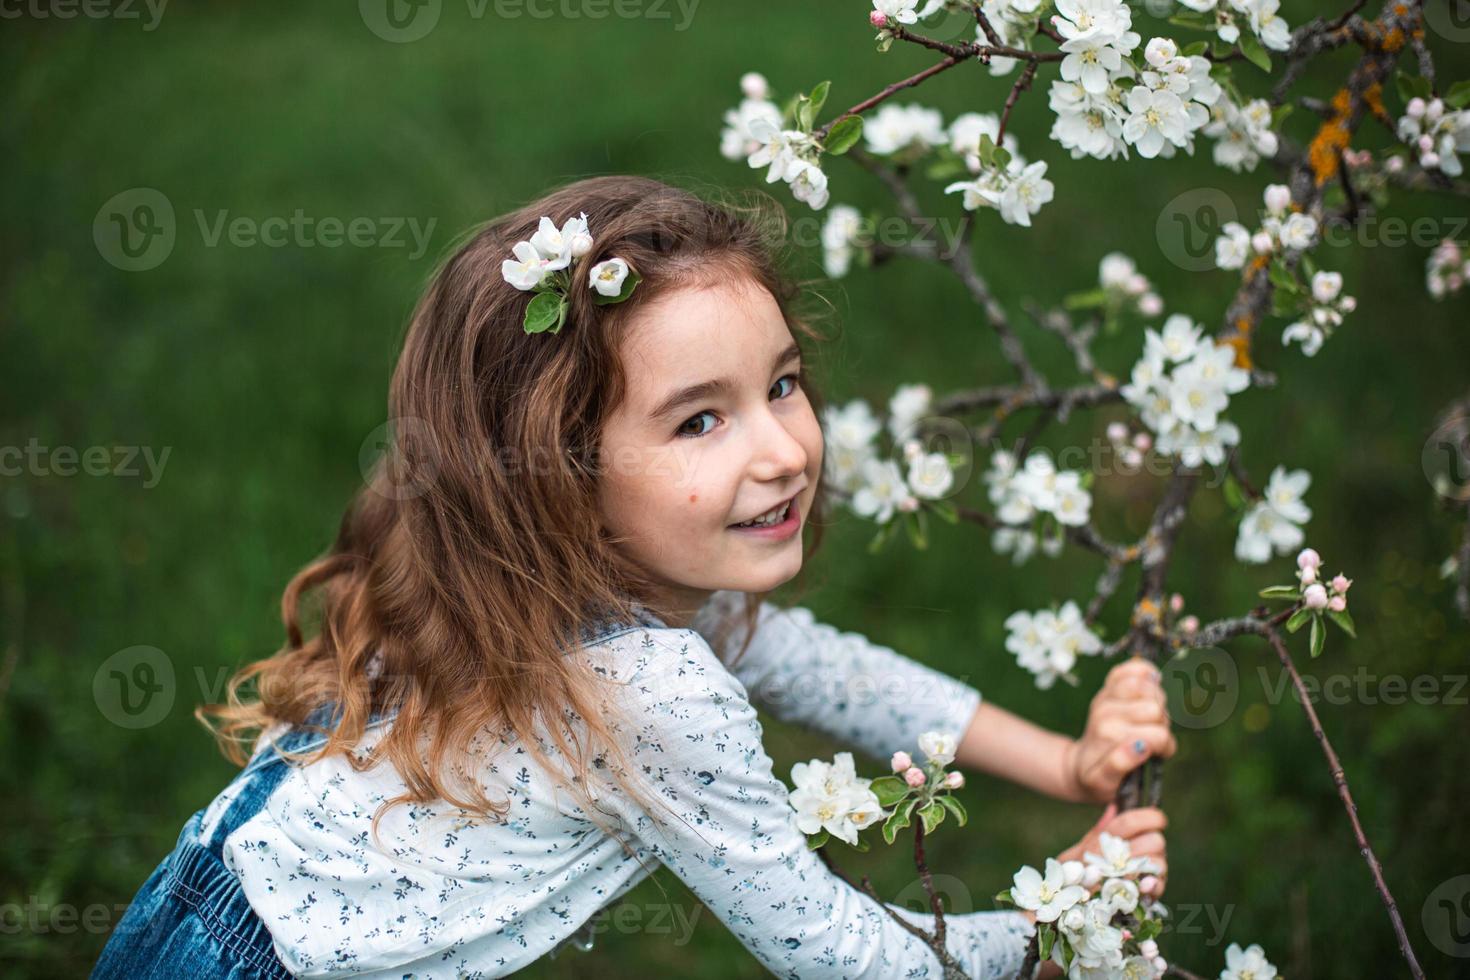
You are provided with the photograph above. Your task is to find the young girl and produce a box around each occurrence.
[93,175,1173,979]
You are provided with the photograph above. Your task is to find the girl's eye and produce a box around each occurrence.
[674,372,802,440]
[676,411,717,439]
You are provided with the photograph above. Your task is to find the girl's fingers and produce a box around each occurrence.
[1101,675,1169,709]
[1126,831,1166,857]
[1093,727,1178,784]
[1104,806,1167,837]
[1091,699,1170,726]
[1103,659,1160,693]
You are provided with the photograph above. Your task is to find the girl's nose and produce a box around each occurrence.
[750,410,808,482]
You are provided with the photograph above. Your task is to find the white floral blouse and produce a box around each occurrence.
[203,590,1035,977]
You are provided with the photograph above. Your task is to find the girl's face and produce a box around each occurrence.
[598,275,824,628]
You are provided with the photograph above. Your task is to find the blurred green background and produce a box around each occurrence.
[3,1,1469,977]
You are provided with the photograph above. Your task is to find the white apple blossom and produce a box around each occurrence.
[821,204,865,278]
[1235,465,1311,563]
[1005,601,1103,688]
[822,400,881,492]
[906,451,955,499]
[888,383,933,441]
[1397,98,1470,177]
[588,258,629,297]
[1282,270,1355,356]
[1220,942,1278,980]
[852,457,913,523]
[872,0,921,26]
[1086,831,1164,879]
[1215,221,1252,269]
[1426,238,1470,299]
[993,525,1039,565]
[1203,95,1279,172]
[1123,85,1192,158]
[945,159,1056,226]
[501,240,550,291]
[864,102,947,155]
[1011,857,1089,921]
[788,752,888,846]
[917,730,958,765]
[720,94,782,163]
[949,111,1023,172]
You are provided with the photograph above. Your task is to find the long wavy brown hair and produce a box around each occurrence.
[197,174,835,849]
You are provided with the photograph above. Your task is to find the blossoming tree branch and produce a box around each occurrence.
[714,0,1467,976]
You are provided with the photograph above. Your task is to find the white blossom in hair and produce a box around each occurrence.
[499,211,640,334]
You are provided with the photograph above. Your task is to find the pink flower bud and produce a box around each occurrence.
[1339,295,1357,313]
[1121,928,1133,941]
[944,770,965,790]
[1139,292,1164,317]
[1299,564,1317,586]
[1251,231,1275,255]
[739,71,769,100]
[1423,151,1441,169]
[1169,593,1185,613]
[1140,939,1160,959]
[1121,448,1144,470]
[1386,155,1405,173]
[1329,594,1347,612]
[898,495,920,513]
[1131,432,1152,452]
[1140,874,1159,893]
[903,766,927,788]
[1297,547,1322,570]
[1331,573,1351,593]
[870,9,888,26]
[1107,421,1128,444]
[891,751,913,773]
[1154,957,1169,973]
[1407,97,1426,119]
[1304,583,1329,609]
[1180,615,1200,633]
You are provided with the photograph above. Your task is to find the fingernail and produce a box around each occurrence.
[1134,739,1147,755]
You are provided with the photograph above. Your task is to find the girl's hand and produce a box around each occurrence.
[1062,658,1177,804]
[1057,802,1168,898]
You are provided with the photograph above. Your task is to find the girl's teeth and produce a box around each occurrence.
[737,501,789,528]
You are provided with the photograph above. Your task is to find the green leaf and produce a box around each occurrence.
[1309,614,1325,658]
[1259,585,1303,600]
[523,291,567,334]
[1038,923,1056,961]
[870,776,911,808]
[882,798,918,845]
[1446,79,1470,110]
[808,80,831,120]
[918,801,945,834]
[1271,103,1294,129]
[867,520,895,555]
[1267,259,1299,292]
[849,835,871,853]
[994,889,1015,907]
[1285,606,1314,633]
[1238,32,1272,73]
[592,268,641,306]
[1223,475,1246,511]
[938,794,968,827]
[905,509,929,550]
[1063,287,1110,310]
[924,154,968,180]
[1167,12,1212,29]
[992,145,1012,172]
[824,115,864,156]
[807,829,830,850]
[1327,608,1357,637]
[1396,71,1433,103]
[929,499,959,525]
[1180,40,1209,57]
[1134,917,1163,942]
[976,132,996,168]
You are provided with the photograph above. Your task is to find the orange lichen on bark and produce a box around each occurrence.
[1308,88,1354,186]
[1223,329,1253,370]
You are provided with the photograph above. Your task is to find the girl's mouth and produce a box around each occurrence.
[727,493,801,541]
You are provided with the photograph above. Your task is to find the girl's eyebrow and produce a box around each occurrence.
[647,342,802,423]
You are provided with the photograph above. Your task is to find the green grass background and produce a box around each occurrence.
[3,1,1469,976]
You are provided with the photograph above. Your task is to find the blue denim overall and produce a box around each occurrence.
[91,603,665,978]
